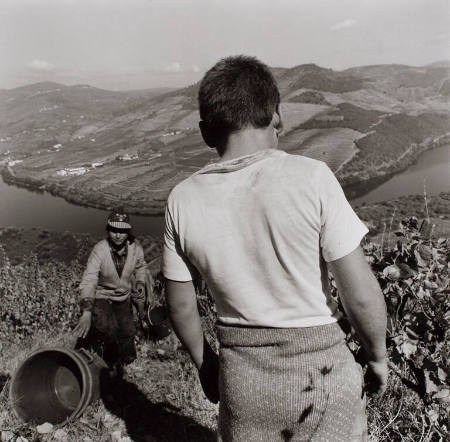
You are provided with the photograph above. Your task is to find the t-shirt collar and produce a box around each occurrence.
[198,148,281,174]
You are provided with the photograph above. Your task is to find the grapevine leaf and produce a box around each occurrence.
[416,244,433,265]
[405,326,419,339]
[437,368,447,383]
[399,340,417,359]
[419,220,434,239]
[436,237,446,246]
[433,389,450,404]
[425,407,439,423]
[397,263,416,278]
[414,249,429,268]
[54,429,68,441]
[424,370,439,395]
[416,287,428,299]
[36,422,53,434]
[383,265,401,280]
[423,280,438,289]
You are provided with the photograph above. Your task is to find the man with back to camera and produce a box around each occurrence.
[161,55,388,441]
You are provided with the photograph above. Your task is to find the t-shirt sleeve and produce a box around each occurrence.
[319,163,368,262]
[161,192,195,282]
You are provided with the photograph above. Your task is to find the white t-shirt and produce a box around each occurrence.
[162,149,368,327]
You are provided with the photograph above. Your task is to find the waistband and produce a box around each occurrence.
[217,321,347,352]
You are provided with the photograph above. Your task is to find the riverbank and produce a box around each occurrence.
[355,191,449,240]
[2,133,449,215]
[1,192,448,268]
[0,167,166,216]
[342,133,450,199]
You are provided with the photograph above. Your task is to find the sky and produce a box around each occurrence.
[1,0,449,90]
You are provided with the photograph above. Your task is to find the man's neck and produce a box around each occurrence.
[219,126,278,162]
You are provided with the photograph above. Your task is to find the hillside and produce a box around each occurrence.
[298,105,450,184]
[0,62,449,215]
[0,197,448,441]
[275,64,365,95]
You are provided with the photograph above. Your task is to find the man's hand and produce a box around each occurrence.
[198,339,220,403]
[73,311,92,338]
[365,358,389,395]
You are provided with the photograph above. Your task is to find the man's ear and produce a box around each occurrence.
[199,121,216,149]
[272,105,284,137]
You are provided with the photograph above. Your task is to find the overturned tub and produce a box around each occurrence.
[10,347,107,425]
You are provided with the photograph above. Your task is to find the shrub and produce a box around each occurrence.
[333,217,449,440]
[0,247,82,344]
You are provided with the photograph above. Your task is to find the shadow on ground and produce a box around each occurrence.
[101,376,216,442]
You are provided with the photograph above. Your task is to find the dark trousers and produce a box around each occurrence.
[77,298,137,367]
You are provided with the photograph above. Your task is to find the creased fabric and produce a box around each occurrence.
[217,322,366,442]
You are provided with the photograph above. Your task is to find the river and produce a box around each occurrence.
[1,144,449,237]
[351,143,449,206]
[0,180,165,237]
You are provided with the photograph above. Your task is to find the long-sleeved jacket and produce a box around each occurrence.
[79,239,147,302]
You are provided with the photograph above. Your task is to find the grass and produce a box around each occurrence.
[1,328,218,442]
[367,374,440,441]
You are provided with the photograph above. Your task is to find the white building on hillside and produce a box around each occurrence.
[56,167,88,177]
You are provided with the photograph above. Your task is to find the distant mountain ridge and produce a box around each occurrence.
[275,63,365,94]
[1,80,175,95]
[424,60,450,68]
[0,61,449,215]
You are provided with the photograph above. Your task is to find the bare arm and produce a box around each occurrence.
[165,278,219,402]
[165,279,205,367]
[328,246,388,393]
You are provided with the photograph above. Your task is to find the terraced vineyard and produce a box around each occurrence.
[281,127,362,171]
[1,62,449,214]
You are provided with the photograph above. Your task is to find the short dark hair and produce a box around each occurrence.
[198,55,280,135]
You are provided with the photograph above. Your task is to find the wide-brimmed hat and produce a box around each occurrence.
[107,210,132,229]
